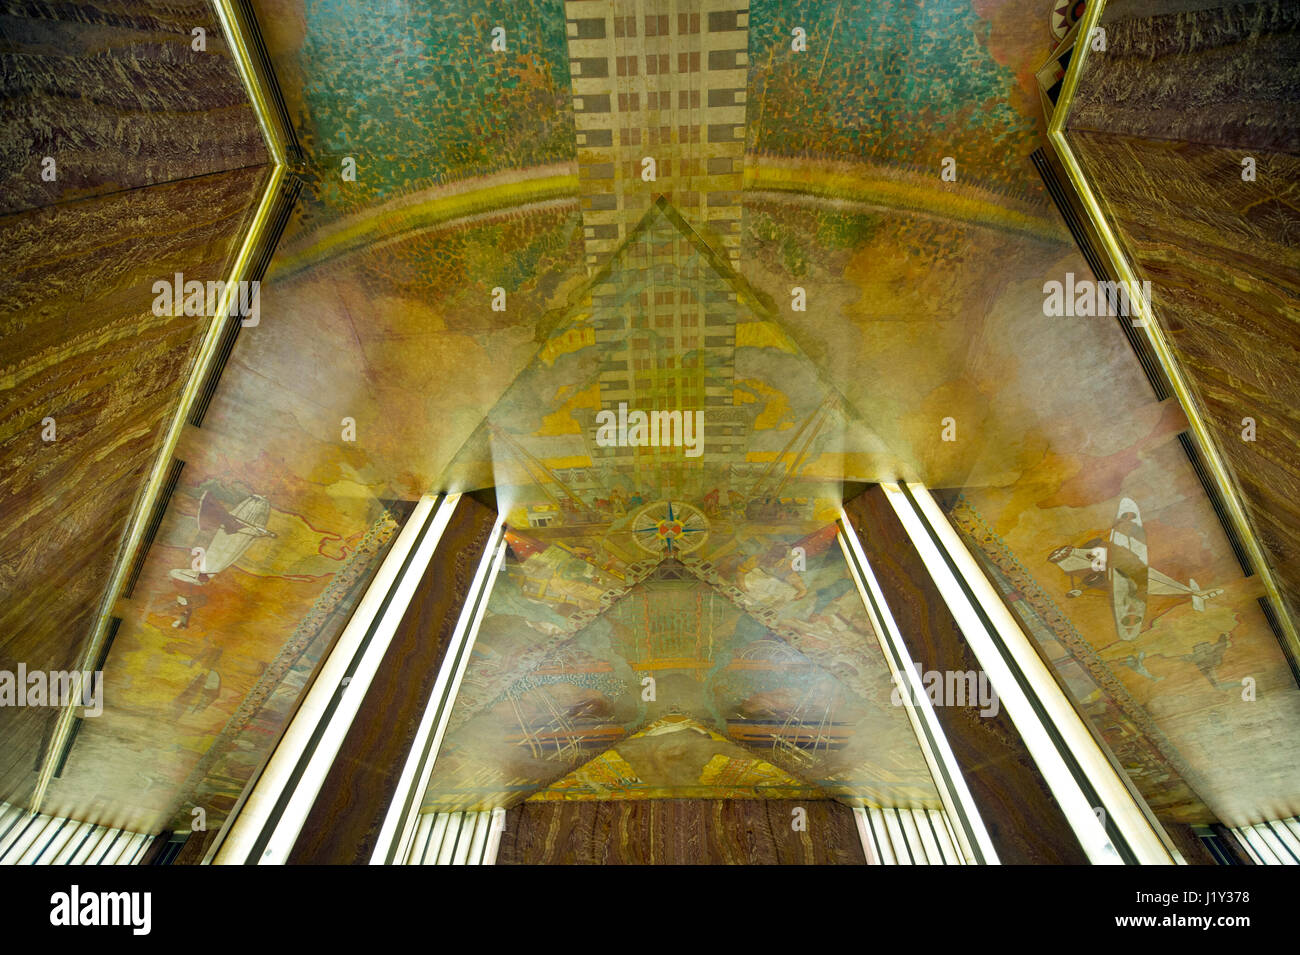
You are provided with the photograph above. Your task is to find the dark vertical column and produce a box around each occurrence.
[843,486,1088,864]
[286,495,498,864]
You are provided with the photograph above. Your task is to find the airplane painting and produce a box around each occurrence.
[168,491,277,628]
[1048,497,1224,641]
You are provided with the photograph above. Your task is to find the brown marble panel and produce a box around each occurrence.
[0,165,269,806]
[1067,133,1300,622]
[843,487,1089,864]
[1073,0,1299,152]
[498,798,867,865]
[0,1,268,214]
[1064,0,1300,624]
[286,494,498,864]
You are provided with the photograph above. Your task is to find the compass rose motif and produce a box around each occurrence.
[630,500,709,556]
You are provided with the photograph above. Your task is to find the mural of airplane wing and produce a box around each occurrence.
[1050,496,1224,642]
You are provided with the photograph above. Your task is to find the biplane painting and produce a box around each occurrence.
[10,0,1298,840]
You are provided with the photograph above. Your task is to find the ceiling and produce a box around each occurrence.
[2,0,1297,837]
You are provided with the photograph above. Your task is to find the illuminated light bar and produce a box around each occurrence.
[403,810,501,865]
[0,803,155,865]
[837,518,998,864]
[854,807,966,866]
[882,482,1177,865]
[213,493,460,865]
[374,520,507,864]
[1233,816,1300,865]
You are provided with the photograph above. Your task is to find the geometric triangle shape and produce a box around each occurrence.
[527,715,827,800]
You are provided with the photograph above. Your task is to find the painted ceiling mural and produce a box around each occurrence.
[421,548,939,810]
[6,0,1296,839]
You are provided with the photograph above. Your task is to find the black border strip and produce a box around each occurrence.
[232,0,304,165]
[122,459,185,598]
[1176,432,1254,577]
[51,716,84,780]
[1257,596,1300,688]
[189,175,301,428]
[244,494,446,863]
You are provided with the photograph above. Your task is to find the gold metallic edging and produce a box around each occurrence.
[30,0,290,816]
[1046,0,1300,664]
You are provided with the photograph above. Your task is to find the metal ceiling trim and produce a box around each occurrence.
[29,0,291,816]
[1045,0,1300,668]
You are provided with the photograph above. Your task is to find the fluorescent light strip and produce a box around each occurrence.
[213,493,456,864]
[912,808,944,864]
[901,482,1182,864]
[883,810,913,864]
[482,809,506,865]
[1235,825,1277,865]
[928,809,961,864]
[422,814,451,866]
[49,822,92,865]
[1279,818,1300,857]
[376,522,507,864]
[882,483,1163,864]
[851,808,879,864]
[854,806,966,866]
[0,803,157,867]
[837,519,998,864]
[89,830,124,865]
[0,807,26,860]
[465,812,491,865]
[896,809,928,864]
[867,809,897,865]
[403,810,501,865]
[257,493,461,863]
[409,814,435,864]
[15,818,60,864]
[1250,822,1298,865]
[67,826,102,865]
[436,814,463,865]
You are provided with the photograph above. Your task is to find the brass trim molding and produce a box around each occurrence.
[30,0,291,815]
[1045,0,1300,663]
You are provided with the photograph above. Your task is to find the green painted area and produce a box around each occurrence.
[749,0,1041,191]
[297,0,575,211]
